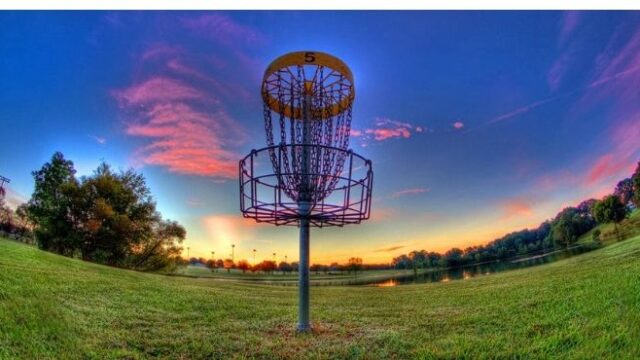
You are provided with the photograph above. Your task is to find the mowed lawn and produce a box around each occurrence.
[1,237,639,359]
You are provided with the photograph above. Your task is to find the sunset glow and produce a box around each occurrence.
[2,11,639,263]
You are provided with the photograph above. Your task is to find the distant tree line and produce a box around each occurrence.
[3,152,186,271]
[182,256,375,276]
[392,161,640,271]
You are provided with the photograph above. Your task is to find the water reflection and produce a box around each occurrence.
[367,245,594,287]
[375,279,397,287]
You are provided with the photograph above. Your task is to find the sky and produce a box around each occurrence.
[1,11,639,264]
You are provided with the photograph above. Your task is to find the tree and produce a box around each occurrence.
[633,162,640,207]
[25,153,185,270]
[310,264,322,275]
[576,199,597,219]
[129,219,185,271]
[278,261,292,274]
[551,208,580,248]
[550,207,595,248]
[593,195,629,241]
[256,260,276,274]
[614,178,634,206]
[223,259,235,273]
[26,152,80,255]
[347,257,363,279]
[441,248,464,267]
[237,260,250,273]
[409,250,426,276]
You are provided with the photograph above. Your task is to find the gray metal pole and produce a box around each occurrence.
[297,201,311,332]
[297,85,312,332]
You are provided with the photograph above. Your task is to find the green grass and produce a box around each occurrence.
[1,236,640,359]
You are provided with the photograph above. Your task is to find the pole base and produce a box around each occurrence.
[296,323,311,333]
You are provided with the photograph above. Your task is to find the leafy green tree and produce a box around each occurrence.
[26,152,80,255]
[26,153,185,270]
[76,163,159,266]
[551,207,590,248]
[593,195,629,241]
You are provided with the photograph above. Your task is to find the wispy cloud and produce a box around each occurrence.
[500,198,534,220]
[488,19,640,127]
[113,14,266,179]
[390,188,429,199]
[351,117,427,146]
[373,245,405,253]
[181,14,266,47]
[452,121,465,130]
[88,135,107,145]
[558,11,582,47]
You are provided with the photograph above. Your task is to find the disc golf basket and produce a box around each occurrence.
[239,51,373,331]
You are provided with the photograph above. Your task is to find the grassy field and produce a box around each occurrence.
[1,236,640,359]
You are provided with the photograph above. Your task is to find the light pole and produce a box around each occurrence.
[231,244,235,263]
[187,246,190,262]
[273,252,276,262]
[253,249,256,266]
[211,251,216,272]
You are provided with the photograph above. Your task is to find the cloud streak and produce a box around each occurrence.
[390,188,429,199]
[351,117,426,145]
[373,245,405,253]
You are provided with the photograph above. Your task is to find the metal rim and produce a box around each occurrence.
[261,51,355,120]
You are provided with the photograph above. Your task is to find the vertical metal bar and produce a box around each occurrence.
[297,201,311,332]
[297,87,312,332]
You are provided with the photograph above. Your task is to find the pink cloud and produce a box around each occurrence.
[114,17,268,180]
[584,154,627,186]
[365,127,410,141]
[391,188,429,199]
[123,103,242,178]
[452,121,464,129]
[114,76,210,105]
[353,117,425,145]
[501,198,534,220]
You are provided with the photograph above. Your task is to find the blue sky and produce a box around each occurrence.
[1,11,639,263]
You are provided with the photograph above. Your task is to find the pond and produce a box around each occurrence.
[365,245,596,287]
